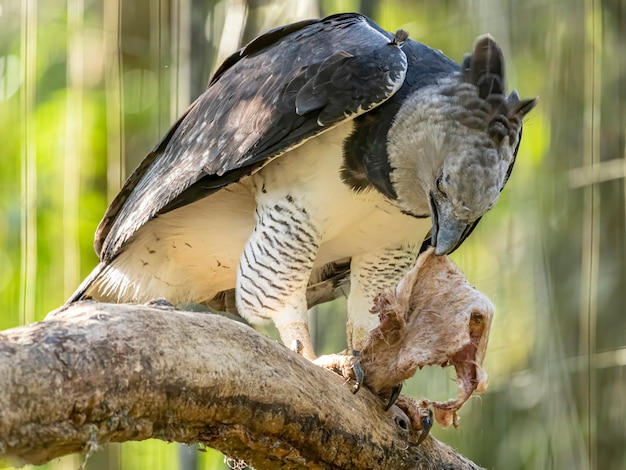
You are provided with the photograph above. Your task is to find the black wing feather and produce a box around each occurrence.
[97,13,408,262]
[341,38,461,198]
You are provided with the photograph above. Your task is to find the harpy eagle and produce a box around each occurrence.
[68,13,536,360]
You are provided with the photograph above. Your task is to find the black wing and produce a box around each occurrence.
[96,13,409,262]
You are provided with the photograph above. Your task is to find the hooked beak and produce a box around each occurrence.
[429,192,477,255]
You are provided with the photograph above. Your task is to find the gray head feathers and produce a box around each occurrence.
[387,34,536,253]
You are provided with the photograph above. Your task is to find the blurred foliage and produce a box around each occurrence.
[1,0,625,469]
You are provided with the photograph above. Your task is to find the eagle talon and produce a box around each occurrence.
[416,409,433,445]
[393,396,434,446]
[385,383,403,411]
[351,358,363,394]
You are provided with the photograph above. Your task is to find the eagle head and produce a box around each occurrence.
[387,35,536,255]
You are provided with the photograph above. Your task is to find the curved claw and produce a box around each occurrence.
[385,383,403,411]
[351,350,363,393]
[416,409,433,445]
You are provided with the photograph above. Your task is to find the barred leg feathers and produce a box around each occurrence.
[347,244,419,351]
[236,198,322,360]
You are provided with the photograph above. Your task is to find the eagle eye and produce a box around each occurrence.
[436,175,447,197]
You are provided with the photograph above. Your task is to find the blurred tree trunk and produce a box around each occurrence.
[188,0,214,100]
[358,0,380,19]
[542,0,626,468]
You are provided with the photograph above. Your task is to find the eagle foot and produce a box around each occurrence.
[394,396,434,446]
[313,350,363,393]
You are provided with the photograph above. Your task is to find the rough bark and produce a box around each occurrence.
[0,301,483,469]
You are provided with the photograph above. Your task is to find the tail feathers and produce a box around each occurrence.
[65,262,107,306]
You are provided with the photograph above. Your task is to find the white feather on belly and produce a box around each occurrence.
[95,182,255,303]
[92,122,429,304]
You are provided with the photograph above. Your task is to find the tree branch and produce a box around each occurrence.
[0,302,483,469]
